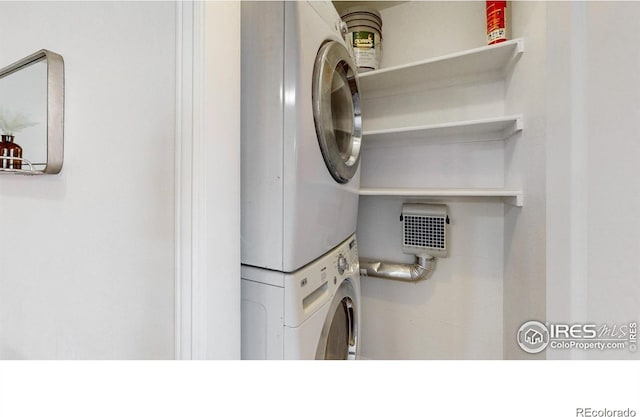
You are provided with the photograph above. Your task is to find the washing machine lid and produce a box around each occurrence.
[312,41,362,184]
[316,279,359,360]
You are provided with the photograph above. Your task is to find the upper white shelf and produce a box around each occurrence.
[358,38,524,97]
[364,115,523,145]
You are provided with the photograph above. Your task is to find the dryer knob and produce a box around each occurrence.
[338,255,349,275]
[339,21,349,35]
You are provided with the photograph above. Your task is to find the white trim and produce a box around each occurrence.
[191,1,206,360]
[175,1,241,360]
[175,1,194,360]
[175,0,207,360]
[175,1,205,360]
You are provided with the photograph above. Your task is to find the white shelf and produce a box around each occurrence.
[364,115,523,144]
[359,187,524,207]
[359,38,524,97]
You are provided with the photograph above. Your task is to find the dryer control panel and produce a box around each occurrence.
[307,0,343,38]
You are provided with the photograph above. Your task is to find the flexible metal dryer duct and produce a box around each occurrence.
[359,256,436,282]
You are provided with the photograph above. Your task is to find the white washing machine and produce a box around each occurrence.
[241,1,362,273]
[242,234,361,359]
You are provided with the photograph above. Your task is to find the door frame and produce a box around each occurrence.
[174,1,241,359]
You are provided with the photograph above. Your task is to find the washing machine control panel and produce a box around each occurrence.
[336,237,359,275]
[282,234,360,328]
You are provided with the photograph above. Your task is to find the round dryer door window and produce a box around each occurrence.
[312,41,362,184]
[316,280,359,360]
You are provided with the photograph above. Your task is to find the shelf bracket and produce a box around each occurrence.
[500,115,524,140]
[503,192,524,207]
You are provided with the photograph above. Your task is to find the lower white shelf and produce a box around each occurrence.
[359,187,524,207]
[363,115,523,144]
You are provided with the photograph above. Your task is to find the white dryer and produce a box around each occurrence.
[242,234,361,360]
[241,1,362,272]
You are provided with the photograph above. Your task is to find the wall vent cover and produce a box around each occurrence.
[403,214,446,250]
[401,204,449,258]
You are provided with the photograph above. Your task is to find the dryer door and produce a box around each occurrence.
[316,279,359,360]
[312,41,362,184]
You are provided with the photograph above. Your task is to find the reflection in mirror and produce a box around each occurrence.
[0,60,47,170]
[0,50,64,175]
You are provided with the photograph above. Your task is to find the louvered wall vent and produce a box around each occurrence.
[401,204,449,258]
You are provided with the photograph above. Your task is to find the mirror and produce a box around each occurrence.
[0,50,64,175]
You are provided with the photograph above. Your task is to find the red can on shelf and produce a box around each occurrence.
[486,1,508,45]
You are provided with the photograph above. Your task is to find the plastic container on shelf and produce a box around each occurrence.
[340,6,383,72]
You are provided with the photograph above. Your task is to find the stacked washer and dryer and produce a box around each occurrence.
[241,1,363,359]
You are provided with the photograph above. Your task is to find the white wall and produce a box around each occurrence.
[546,1,640,360]
[358,198,504,359]
[0,2,176,359]
[584,1,640,359]
[357,1,505,359]
[502,1,547,359]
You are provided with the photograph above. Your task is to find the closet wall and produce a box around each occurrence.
[357,1,520,359]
